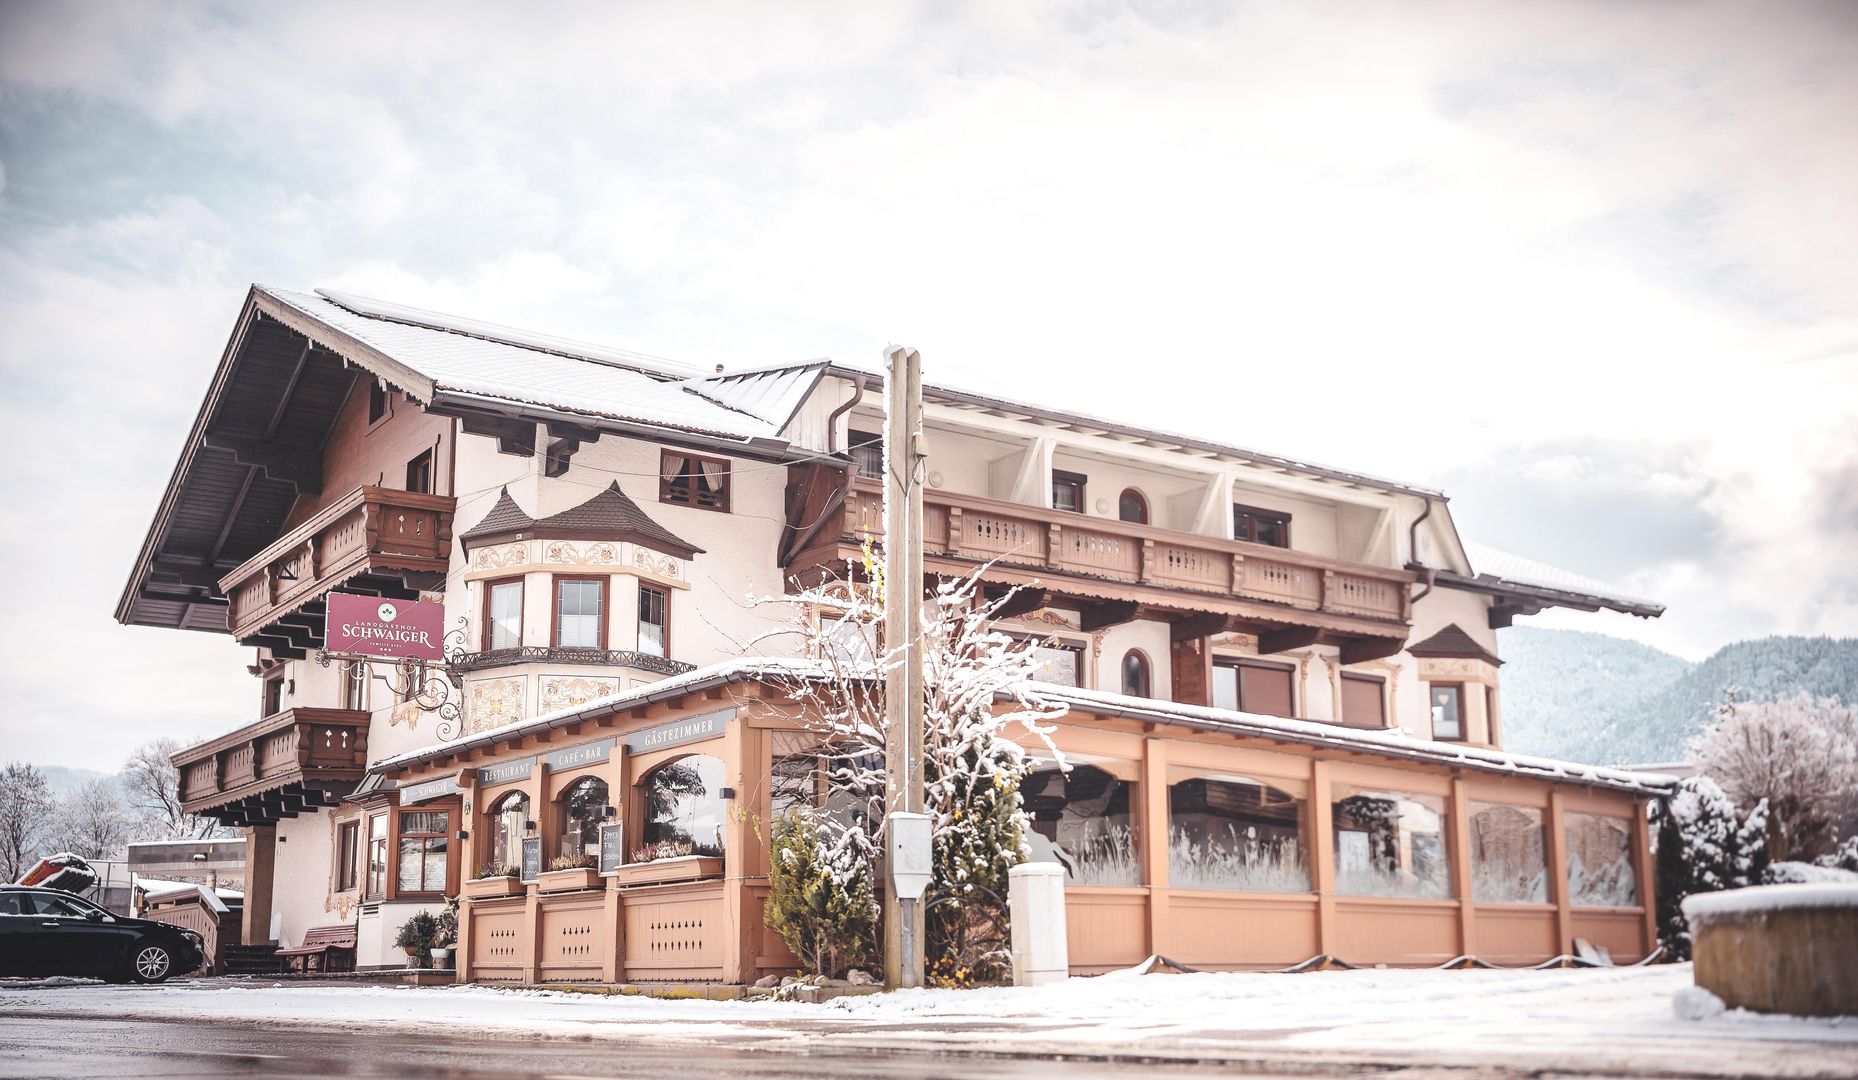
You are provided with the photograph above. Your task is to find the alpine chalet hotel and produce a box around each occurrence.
[118,286,1670,982]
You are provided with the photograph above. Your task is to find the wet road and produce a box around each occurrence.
[0,1015,1279,1080]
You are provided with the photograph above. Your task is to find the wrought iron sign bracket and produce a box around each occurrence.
[315,616,472,740]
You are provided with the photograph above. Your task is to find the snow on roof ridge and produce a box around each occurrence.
[127,837,244,847]
[1463,541,1661,611]
[311,287,703,380]
[368,656,830,774]
[1038,682,1677,793]
[372,654,1670,794]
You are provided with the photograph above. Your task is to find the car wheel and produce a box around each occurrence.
[129,943,175,984]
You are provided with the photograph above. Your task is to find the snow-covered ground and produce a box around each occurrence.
[3,964,1853,1077]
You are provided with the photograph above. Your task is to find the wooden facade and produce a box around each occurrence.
[381,673,1661,986]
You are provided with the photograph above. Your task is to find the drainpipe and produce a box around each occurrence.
[1407,496,1436,605]
[826,374,866,455]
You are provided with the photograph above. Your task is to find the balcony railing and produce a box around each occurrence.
[173,707,371,826]
[218,485,455,648]
[823,477,1411,627]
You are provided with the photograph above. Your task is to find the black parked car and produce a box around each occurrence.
[0,885,204,983]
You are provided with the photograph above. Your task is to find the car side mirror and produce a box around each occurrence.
[84,909,107,922]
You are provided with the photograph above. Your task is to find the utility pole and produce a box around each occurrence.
[881,344,927,991]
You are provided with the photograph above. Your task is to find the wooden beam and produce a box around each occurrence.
[990,586,1049,620]
[1338,635,1405,665]
[201,434,323,495]
[544,437,578,478]
[1078,599,1139,632]
[1168,611,1230,642]
[264,339,316,440]
[1257,626,1321,655]
[460,414,537,457]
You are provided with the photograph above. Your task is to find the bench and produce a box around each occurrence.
[275,925,357,974]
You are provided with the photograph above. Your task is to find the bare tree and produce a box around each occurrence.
[122,737,222,840]
[0,762,56,880]
[51,778,135,860]
[1690,691,1858,861]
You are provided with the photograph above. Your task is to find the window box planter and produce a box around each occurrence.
[463,876,524,899]
[610,855,723,887]
[536,867,601,893]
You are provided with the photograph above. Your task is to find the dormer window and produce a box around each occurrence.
[1234,504,1291,548]
[660,451,730,512]
[1052,470,1087,513]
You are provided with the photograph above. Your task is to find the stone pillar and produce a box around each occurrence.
[242,824,277,946]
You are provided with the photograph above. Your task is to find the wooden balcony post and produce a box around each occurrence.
[1046,523,1062,570]
[1450,777,1476,957]
[1139,539,1154,584]
[1311,759,1336,957]
[947,506,963,553]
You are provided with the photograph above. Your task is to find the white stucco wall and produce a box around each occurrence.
[270,811,337,949]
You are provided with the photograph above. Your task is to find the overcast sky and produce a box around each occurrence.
[2,1,1854,769]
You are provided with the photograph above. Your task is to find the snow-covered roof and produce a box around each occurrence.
[1459,542,1663,617]
[259,287,784,444]
[372,657,1673,795]
[685,360,829,431]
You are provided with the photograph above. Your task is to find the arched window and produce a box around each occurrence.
[1118,488,1148,524]
[1169,773,1309,893]
[639,754,726,859]
[485,791,529,876]
[1022,763,1139,886]
[1121,650,1151,698]
[556,776,609,863]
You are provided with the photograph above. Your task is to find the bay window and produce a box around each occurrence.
[1469,802,1547,903]
[554,576,605,649]
[395,809,449,897]
[557,776,609,863]
[365,813,388,900]
[1169,772,1309,893]
[1429,683,1465,740]
[639,754,725,859]
[1331,786,1452,899]
[1567,812,1638,907]
[1022,764,1139,886]
[638,583,669,657]
[483,578,523,651]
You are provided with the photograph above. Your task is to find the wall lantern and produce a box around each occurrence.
[454,830,469,841]
[523,820,537,835]
[719,787,737,801]
[601,804,617,819]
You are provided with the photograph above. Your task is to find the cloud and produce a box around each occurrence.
[1,0,1854,761]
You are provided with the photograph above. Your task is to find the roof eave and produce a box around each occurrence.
[1433,569,1666,619]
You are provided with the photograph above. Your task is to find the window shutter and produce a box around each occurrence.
[1239,663,1295,718]
[1340,674,1385,728]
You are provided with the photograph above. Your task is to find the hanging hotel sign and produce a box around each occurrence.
[623,709,733,754]
[545,737,616,773]
[477,756,536,786]
[325,593,446,662]
[400,774,462,805]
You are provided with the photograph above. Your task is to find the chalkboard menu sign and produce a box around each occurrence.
[520,836,542,882]
[598,821,625,874]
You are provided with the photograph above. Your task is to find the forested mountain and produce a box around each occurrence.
[1497,628,1858,765]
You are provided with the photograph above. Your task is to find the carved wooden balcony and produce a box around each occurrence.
[785,471,1413,654]
[173,708,371,826]
[218,485,455,658]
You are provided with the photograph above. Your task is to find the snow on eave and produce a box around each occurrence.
[314,287,703,380]
[1455,542,1665,618]
[807,362,1446,502]
[369,657,834,776]
[1033,683,1678,795]
[1682,882,1858,921]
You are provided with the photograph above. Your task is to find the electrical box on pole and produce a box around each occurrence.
[886,812,932,900]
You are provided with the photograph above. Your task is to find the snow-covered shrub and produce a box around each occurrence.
[765,809,878,978]
[1816,834,1858,873]
[1762,860,1858,884]
[753,554,1066,987]
[1654,776,1769,959]
[1689,691,1858,861]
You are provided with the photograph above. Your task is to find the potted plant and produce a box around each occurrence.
[613,840,724,886]
[537,852,600,893]
[430,903,458,969]
[394,910,442,969]
[464,863,523,898]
